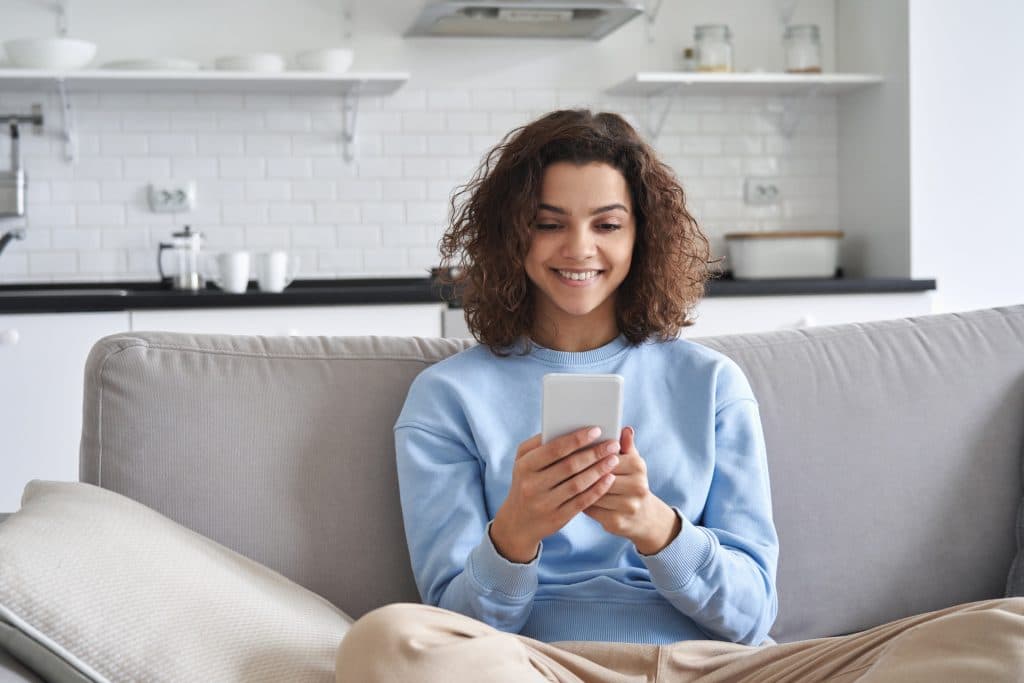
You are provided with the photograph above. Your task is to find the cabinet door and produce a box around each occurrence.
[682,292,936,338]
[0,312,131,512]
[130,304,444,337]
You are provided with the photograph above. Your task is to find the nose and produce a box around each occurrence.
[560,224,596,262]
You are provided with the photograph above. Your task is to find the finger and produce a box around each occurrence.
[539,439,620,489]
[551,462,617,512]
[620,426,635,454]
[516,434,542,460]
[522,426,603,472]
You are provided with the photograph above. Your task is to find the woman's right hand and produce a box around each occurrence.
[489,427,621,563]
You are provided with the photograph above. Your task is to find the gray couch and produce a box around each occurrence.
[2,305,1023,681]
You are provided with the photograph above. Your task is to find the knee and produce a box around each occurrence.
[336,603,425,681]
[340,603,421,653]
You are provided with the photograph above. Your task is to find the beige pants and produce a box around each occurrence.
[335,598,1024,682]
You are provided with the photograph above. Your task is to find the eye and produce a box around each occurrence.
[534,223,560,231]
[598,223,622,231]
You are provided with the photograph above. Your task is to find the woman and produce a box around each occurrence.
[337,110,1024,682]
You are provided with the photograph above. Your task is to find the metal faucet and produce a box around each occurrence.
[0,120,27,258]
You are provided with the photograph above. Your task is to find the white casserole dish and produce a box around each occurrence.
[725,230,843,279]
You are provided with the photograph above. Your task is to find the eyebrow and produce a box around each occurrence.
[537,202,630,216]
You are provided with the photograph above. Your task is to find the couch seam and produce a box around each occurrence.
[95,339,459,364]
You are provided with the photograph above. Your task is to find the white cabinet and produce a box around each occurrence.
[442,293,935,340]
[0,312,130,512]
[681,292,936,338]
[130,303,445,337]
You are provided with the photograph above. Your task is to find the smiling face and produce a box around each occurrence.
[524,161,637,350]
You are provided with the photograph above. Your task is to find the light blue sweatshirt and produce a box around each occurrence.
[394,333,779,646]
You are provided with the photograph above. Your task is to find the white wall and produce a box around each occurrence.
[909,0,1024,312]
[2,1,842,281]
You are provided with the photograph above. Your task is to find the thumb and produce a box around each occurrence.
[620,426,635,453]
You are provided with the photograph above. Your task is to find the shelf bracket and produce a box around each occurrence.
[340,87,360,163]
[55,0,70,36]
[56,78,77,163]
[778,84,821,138]
[642,83,681,141]
[643,0,665,44]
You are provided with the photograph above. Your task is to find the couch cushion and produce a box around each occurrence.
[80,333,475,622]
[0,481,352,683]
[698,305,1024,640]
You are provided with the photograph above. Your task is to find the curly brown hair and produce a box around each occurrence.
[438,109,714,355]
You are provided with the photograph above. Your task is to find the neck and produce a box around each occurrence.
[530,316,620,353]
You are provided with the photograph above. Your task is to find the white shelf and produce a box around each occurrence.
[0,68,409,95]
[608,72,884,97]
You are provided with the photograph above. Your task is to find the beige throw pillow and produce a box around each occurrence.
[0,481,352,683]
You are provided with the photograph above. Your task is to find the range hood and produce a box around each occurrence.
[405,1,645,40]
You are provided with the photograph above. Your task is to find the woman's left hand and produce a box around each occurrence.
[583,426,682,555]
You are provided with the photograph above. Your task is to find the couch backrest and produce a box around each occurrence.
[80,305,1024,643]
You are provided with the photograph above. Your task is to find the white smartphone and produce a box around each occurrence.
[541,373,624,446]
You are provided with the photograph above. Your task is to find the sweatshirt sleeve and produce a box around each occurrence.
[394,421,539,633]
[639,396,779,646]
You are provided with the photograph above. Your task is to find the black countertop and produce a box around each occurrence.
[0,276,937,315]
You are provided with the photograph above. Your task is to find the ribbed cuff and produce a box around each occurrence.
[640,508,715,591]
[466,521,541,600]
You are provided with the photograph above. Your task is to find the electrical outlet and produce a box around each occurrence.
[148,181,197,213]
[743,177,781,206]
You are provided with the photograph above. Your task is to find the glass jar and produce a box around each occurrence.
[784,24,822,73]
[694,24,733,73]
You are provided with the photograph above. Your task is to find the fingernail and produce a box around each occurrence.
[605,441,619,454]
[629,427,637,440]
[587,427,602,439]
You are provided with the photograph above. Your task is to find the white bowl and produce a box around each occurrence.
[294,48,353,73]
[4,37,97,70]
[725,230,843,279]
[214,53,285,73]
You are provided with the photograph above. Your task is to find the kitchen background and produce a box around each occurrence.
[2,0,1019,316]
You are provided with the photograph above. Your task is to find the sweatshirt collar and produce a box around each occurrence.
[528,333,631,366]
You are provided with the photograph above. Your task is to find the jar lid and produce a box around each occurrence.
[784,24,820,38]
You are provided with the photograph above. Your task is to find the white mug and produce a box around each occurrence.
[212,251,251,294]
[256,250,297,293]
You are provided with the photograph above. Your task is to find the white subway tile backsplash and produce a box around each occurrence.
[77,205,126,226]
[78,250,127,273]
[170,112,218,132]
[383,135,428,156]
[222,203,268,224]
[50,181,101,203]
[123,157,171,180]
[381,180,428,202]
[148,134,197,156]
[221,158,267,179]
[245,180,291,201]
[198,134,245,156]
[292,180,336,201]
[337,224,381,247]
[29,251,77,275]
[266,158,313,178]
[51,228,102,250]
[7,85,841,281]
[427,90,472,111]
[172,157,220,179]
[245,134,292,156]
[269,203,314,224]
[362,202,405,223]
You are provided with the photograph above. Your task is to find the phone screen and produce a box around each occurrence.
[541,373,624,445]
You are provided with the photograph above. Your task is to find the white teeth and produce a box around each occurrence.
[556,270,600,281]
